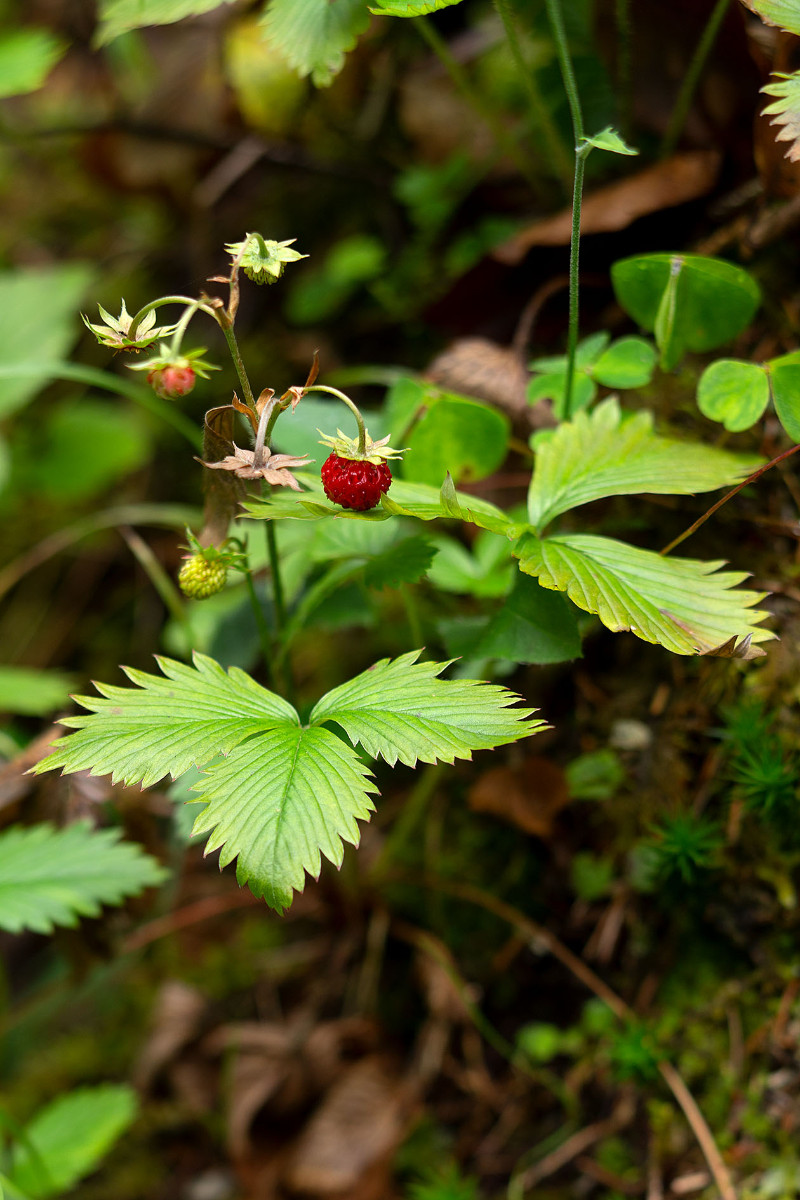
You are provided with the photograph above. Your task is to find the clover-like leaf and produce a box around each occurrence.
[310,649,543,767]
[515,532,773,657]
[697,359,770,431]
[526,397,760,532]
[0,822,166,935]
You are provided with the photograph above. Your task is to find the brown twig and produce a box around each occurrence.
[660,441,800,556]
[415,877,738,1200]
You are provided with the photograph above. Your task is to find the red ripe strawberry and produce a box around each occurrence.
[321,454,392,511]
[147,364,196,400]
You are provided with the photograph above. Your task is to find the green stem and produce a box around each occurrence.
[119,526,194,655]
[127,295,215,341]
[493,0,572,193]
[304,384,367,454]
[214,308,256,412]
[414,15,539,191]
[545,0,586,422]
[660,0,731,158]
[615,0,633,138]
[243,568,276,689]
[563,148,587,420]
[169,301,202,358]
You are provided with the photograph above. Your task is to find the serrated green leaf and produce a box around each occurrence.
[369,0,464,14]
[762,70,800,161]
[515,532,773,656]
[10,1086,137,1198]
[580,125,638,155]
[363,535,435,587]
[475,573,582,665]
[526,397,760,532]
[241,472,515,536]
[191,725,377,912]
[96,0,236,45]
[260,0,370,87]
[310,649,543,766]
[35,652,298,788]
[742,0,800,35]
[0,28,65,98]
[0,822,166,935]
[697,359,770,431]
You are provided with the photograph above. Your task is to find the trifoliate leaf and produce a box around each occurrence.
[35,652,298,788]
[310,649,543,766]
[260,0,370,87]
[191,725,377,912]
[9,1085,137,1199]
[0,822,166,935]
[697,359,770,431]
[762,71,800,161]
[526,397,761,532]
[515,532,773,657]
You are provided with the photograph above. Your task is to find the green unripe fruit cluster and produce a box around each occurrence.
[178,555,228,600]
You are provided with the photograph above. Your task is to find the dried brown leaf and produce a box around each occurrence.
[494,151,722,264]
[468,756,570,838]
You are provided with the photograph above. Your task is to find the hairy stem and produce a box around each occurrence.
[127,295,216,341]
[213,308,257,412]
[493,0,572,192]
[615,0,633,137]
[414,15,539,191]
[168,301,203,358]
[544,0,586,421]
[660,0,731,158]
[304,384,367,454]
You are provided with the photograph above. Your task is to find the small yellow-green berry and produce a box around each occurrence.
[178,555,227,600]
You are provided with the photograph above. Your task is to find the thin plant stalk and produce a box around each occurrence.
[213,308,256,411]
[119,526,194,655]
[544,0,586,421]
[615,0,633,137]
[128,295,216,340]
[302,383,368,452]
[660,0,731,158]
[493,0,573,192]
[414,16,539,192]
[243,568,276,690]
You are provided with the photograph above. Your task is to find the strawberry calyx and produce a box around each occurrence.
[317,427,404,466]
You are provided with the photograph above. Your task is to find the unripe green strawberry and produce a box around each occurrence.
[178,554,227,599]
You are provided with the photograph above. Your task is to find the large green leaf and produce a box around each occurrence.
[611,254,761,371]
[310,649,542,766]
[515,532,773,657]
[742,0,800,35]
[96,0,236,45]
[260,0,370,86]
[37,653,298,788]
[0,265,94,419]
[193,725,377,911]
[762,71,800,162]
[10,1086,137,1199]
[526,397,760,532]
[242,471,515,536]
[36,652,541,910]
[0,822,167,935]
[0,28,65,98]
